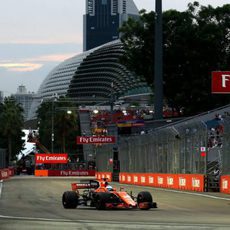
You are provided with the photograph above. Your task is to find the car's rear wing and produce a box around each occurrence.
[71,180,99,191]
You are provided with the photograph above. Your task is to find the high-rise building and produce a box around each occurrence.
[12,85,34,121]
[83,0,139,51]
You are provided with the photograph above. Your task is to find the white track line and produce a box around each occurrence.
[0,215,71,222]
[155,187,230,201]
[1,214,230,229]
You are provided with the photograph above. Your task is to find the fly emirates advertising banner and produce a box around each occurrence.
[35,154,68,164]
[77,136,116,144]
[212,71,230,94]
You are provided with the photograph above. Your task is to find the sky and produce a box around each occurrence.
[0,0,229,96]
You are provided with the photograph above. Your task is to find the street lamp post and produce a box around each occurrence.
[51,98,55,153]
[51,94,58,153]
[154,0,163,119]
[110,82,114,113]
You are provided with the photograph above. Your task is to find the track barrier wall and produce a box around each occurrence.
[96,172,230,193]
[220,175,230,194]
[0,167,15,180]
[95,172,230,194]
[119,172,205,192]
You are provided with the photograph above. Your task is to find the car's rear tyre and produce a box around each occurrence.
[62,191,79,209]
[95,192,110,210]
[137,191,153,210]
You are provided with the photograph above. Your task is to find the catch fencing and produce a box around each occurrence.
[96,105,230,175]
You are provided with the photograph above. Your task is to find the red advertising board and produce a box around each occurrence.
[77,136,116,144]
[0,169,10,180]
[35,153,68,164]
[35,170,95,177]
[220,176,230,194]
[212,71,230,94]
[48,170,95,176]
[118,172,205,192]
[95,172,112,182]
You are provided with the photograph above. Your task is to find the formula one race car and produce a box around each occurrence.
[62,179,157,210]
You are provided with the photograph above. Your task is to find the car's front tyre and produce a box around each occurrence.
[137,191,154,210]
[62,191,79,209]
[95,192,110,210]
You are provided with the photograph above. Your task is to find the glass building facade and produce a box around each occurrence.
[83,0,139,51]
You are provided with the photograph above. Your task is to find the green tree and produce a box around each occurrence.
[36,97,80,154]
[119,9,155,87]
[119,2,230,115]
[0,97,24,165]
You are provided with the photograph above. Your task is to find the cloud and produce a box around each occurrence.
[27,53,78,62]
[0,63,43,72]
[1,36,83,45]
[0,52,78,72]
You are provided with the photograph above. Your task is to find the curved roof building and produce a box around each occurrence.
[27,0,152,120]
[28,40,152,120]
[68,40,151,100]
[28,49,92,120]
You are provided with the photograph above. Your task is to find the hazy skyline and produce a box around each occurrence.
[0,0,229,96]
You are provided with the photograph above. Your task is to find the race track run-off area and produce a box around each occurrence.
[0,176,230,230]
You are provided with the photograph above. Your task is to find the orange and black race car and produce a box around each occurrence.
[62,179,157,210]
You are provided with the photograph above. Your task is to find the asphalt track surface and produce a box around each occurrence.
[0,176,230,230]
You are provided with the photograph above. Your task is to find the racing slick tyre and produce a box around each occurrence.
[62,191,79,209]
[137,191,153,210]
[95,192,111,210]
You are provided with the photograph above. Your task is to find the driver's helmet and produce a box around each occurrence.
[106,185,113,191]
